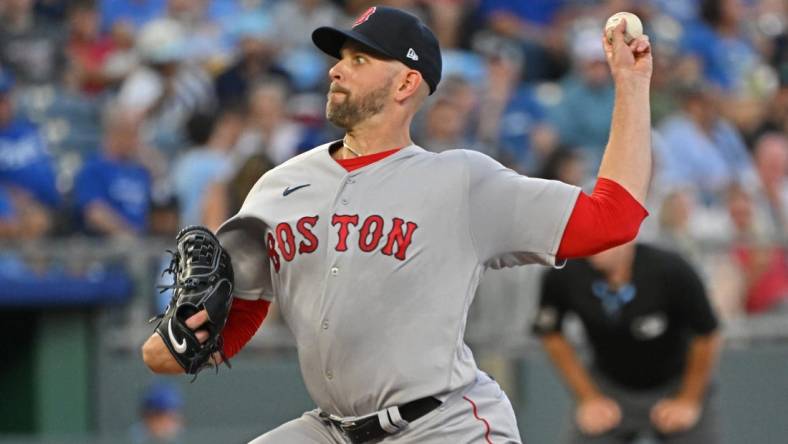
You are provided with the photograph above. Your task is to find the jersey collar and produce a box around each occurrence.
[323,140,424,175]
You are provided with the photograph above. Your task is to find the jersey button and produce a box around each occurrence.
[330,267,339,276]
[347,178,355,184]
[322,320,329,330]
[341,198,349,205]
[326,370,333,380]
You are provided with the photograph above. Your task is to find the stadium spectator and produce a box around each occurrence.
[652,188,703,263]
[214,12,291,109]
[201,78,299,230]
[427,75,478,135]
[475,0,569,81]
[163,0,232,68]
[751,83,788,142]
[199,80,296,231]
[172,109,243,228]
[474,33,553,173]
[0,0,65,86]
[200,142,274,232]
[129,381,184,444]
[64,1,120,96]
[117,18,215,157]
[98,19,139,86]
[729,133,788,314]
[547,27,615,168]
[418,96,476,153]
[656,83,755,204]
[724,182,788,316]
[0,68,59,239]
[648,43,703,127]
[679,0,761,95]
[748,132,788,237]
[535,242,722,443]
[73,106,152,236]
[536,147,587,187]
[234,79,306,166]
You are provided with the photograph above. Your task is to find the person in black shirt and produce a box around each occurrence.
[534,242,721,444]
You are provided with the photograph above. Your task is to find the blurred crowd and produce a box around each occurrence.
[0,0,785,318]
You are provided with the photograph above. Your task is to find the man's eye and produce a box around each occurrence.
[354,56,365,64]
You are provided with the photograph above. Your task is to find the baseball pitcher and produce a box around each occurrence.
[142,6,654,443]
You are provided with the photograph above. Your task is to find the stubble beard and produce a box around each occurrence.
[326,79,392,130]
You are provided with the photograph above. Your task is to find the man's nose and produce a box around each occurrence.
[328,59,345,82]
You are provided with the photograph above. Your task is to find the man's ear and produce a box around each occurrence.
[394,70,425,102]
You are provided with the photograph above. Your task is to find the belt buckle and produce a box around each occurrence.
[318,411,360,431]
[340,419,358,430]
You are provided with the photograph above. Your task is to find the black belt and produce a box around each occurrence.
[320,396,441,444]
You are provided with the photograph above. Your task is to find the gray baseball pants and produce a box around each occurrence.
[248,370,522,443]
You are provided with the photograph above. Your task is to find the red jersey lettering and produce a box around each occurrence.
[332,214,359,252]
[297,215,320,254]
[382,218,418,261]
[276,223,297,261]
[358,215,385,252]
[267,232,280,272]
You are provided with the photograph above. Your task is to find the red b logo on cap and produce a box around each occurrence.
[353,7,376,28]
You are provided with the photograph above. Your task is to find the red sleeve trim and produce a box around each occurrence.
[556,178,648,259]
[221,298,271,359]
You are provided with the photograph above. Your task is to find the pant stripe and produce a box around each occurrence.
[463,395,493,444]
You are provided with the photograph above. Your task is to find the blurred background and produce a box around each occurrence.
[0,0,785,443]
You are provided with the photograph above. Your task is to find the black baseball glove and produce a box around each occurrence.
[150,225,234,376]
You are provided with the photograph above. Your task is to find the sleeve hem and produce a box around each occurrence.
[547,186,582,267]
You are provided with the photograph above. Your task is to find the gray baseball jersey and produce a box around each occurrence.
[217,141,580,418]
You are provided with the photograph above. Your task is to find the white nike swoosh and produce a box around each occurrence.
[168,318,188,354]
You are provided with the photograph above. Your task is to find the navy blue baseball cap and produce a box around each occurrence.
[312,6,442,94]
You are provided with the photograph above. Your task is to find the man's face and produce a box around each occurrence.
[588,242,635,273]
[325,42,397,129]
[240,36,271,59]
[69,8,99,40]
[104,113,141,158]
[426,100,464,140]
[143,411,182,440]
[754,136,788,185]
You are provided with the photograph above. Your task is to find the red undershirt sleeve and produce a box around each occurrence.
[556,178,649,259]
[221,298,271,359]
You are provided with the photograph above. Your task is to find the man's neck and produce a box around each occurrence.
[340,124,412,159]
[604,252,636,290]
[606,267,631,290]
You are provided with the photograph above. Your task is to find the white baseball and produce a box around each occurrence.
[605,12,643,44]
